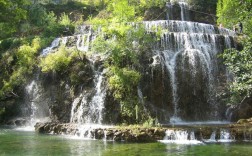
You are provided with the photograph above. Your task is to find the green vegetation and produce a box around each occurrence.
[0,37,42,98]
[90,0,159,124]
[0,0,163,123]
[217,0,252,103]
[39,47,78,72]
[0,0,30,39]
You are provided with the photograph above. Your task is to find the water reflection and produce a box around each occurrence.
[1,128,252,156]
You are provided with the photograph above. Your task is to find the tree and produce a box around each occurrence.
[218,0,252,102]
[217,0,252,33]
[0,0,30,39]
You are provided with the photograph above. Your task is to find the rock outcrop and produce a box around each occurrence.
[35,122,252,142]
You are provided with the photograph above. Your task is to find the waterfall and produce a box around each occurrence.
[160,129,202,144]
[167,0,190,21]
[76,25,98,52]
[219,129,234,142]
[160,128,238,144]
[86,71,105,124]
[142,5,235,122]
[166,2,173,20]
[70,70,106,125]
[41,38,61,56]
[25,79,50,126]
[137,87,144,105]
[178,2,190,21]
[162,51,180,122]
[70,94,84,124]
[209,131,216,141]
[69,65,107,138]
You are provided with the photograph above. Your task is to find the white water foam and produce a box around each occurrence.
[218,129,234,142]
[159,129,203,144]
[41,38,61,56]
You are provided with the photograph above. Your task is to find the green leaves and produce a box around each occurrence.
[109,0,135,22]
[0,37,42,98]
[39,47,78,73]
[108,66,141,121]
[217,0,252,102]
[221,40,252,97]
[0,0,30,39]
[89,1,158,122]
[217,0,252,33]
[108,66,141,100]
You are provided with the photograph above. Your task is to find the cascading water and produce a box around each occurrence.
[219,129,234,142]
[178,1,190,21]
[144,20,235,122]
[209,131,217,141]
[70,71,107,138]
[41,38,61,56]
[70,60,107,138]
[160,128,239,144]
[25,79,50,127]
[76,25,99,52]
[167,0,190,21]
[160,129,202,144]
[141,0,235,123]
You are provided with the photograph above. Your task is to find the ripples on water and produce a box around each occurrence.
[0,128,252,156]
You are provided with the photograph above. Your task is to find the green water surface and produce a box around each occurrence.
[0,128,252,156]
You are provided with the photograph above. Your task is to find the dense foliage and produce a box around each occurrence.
[0,0,30,38]
[217,0,252,102]
[0,0,165,123]
[90,0,159,123]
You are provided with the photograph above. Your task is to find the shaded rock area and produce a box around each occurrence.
[144,7,167,21]
[35,122,252,143]
[5,118,30,126]
[0,86,27,123]
[228,97,252,122]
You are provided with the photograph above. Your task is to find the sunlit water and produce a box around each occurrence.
[0,127,252,156]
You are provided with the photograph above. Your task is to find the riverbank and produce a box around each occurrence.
[34,121,252,142]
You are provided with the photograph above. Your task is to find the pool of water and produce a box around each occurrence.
[0,127,252,156]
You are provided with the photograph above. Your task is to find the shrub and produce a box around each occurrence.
[39,46,78,72]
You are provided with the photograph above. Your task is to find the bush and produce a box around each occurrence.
[39,47,78,72]
[0,37,42,99]
[28,3,48,26]
[221,40,252,102]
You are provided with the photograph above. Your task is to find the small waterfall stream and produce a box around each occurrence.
[160,128,239,144]
[41,38,61,56]
[178,1,190,21]
[160,129,202,144]
[69,58,107,138]
[24,78,50,128]
[70,69,106,125]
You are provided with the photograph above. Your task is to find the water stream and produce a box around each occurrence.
[24,78,50,128]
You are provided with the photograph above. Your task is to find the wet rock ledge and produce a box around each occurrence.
[35,122,252,143]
